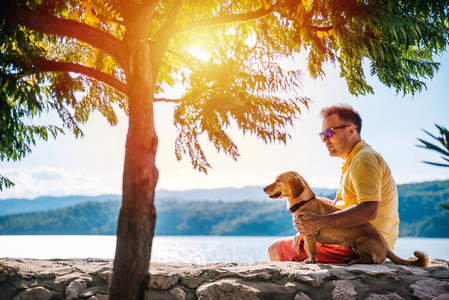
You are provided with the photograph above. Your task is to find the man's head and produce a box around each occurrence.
[319,105,362,159]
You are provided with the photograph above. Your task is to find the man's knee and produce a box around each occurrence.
[268,240,280,261]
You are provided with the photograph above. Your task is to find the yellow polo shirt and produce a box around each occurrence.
[336,140,399,250]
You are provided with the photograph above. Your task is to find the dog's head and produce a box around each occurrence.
[263,171,310,200]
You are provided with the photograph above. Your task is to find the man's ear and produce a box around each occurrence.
[291,175,305,198]
[349,125,358,137]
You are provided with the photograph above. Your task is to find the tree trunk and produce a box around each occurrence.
[109,23,158,299]
[109,104,158,299]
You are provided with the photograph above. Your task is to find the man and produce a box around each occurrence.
[268,104,399,262]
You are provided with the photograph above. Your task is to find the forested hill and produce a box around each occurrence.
[0,186,337,216]
[0,180,448,237]
[396,180,449,237]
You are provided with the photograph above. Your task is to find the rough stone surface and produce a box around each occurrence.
[366,292,405,300]
[332,280,357,300]
[66,279,88,300]
[170,287,187,300]
[196,279,260,300]
[12,286,52,300]
[149,270,181,290]
[410,279,449,300]
[0,258,448,299]
[294,292,313,300]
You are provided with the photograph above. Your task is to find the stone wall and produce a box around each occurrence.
[1,258,448,300]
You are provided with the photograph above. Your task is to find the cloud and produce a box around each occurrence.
[0,166,121,199]
[30,167,66,180]
[1,168,23,178]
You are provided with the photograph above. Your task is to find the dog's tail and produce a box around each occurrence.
[387,250,429,267]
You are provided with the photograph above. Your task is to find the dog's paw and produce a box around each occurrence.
[303,258,317,264]
[346,259,358,265]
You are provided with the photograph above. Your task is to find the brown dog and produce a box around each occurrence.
[263,171,429,266]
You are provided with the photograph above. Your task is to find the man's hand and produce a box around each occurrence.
[332,197,343,206]
[293,210,324,236]
[292,233,302,253]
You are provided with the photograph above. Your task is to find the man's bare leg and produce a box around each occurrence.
[268,240,281,261]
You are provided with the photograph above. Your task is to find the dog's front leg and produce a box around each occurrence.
[303,235,317,263]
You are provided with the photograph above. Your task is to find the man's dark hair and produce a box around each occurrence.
[320,105,362,134]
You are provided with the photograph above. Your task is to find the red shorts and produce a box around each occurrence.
[277,236,358,263]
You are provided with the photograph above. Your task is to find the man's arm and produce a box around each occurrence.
[293,201,379,236]
[332,197,343,206]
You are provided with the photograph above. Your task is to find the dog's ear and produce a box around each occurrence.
[291,175,305,198]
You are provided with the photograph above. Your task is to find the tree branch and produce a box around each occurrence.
[0,1,126,68]
[153,97,181,103]
[90,4,125,26]
[31,59,128,96]
[312,25,334,32]
[150,0,185,76]
[168,2,332,35]
[166,49,196,70]
[163,0,185,28]
[171,3,277,35]
[140,0,161,19]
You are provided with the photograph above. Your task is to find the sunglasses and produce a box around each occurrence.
[319,125,355,141]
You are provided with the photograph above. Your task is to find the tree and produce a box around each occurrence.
[418,124,449,168]
[1,0,449,298]
[418,124,449,213]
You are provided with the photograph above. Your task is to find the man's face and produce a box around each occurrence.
[321,114,353,159]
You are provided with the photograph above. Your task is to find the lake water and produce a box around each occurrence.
[0,235,448,264]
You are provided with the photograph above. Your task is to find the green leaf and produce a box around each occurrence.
[0,174,15,191]
[418,139,449,156]
[440,204,449,211]
[421,161,449,168]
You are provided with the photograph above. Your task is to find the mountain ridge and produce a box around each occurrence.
[0,179,448,237]
[0,185,337,216]
[1,179,449,218]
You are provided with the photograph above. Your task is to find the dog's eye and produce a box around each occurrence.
[276,180,280,183]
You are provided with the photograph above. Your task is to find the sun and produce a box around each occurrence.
[189,45,212,62]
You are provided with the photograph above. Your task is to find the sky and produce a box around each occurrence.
[1,52,449,200]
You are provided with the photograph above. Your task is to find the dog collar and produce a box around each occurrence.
[289,197,315,214]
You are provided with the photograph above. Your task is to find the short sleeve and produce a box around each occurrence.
[349,153,383,203]
[336,188,342,199]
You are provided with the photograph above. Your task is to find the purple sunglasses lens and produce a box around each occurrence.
[319,129,332,140]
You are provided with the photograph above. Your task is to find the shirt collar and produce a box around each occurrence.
[342,140,367,170]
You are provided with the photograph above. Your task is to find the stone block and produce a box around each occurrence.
[12,286,52,300]
[197,279,260,300]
